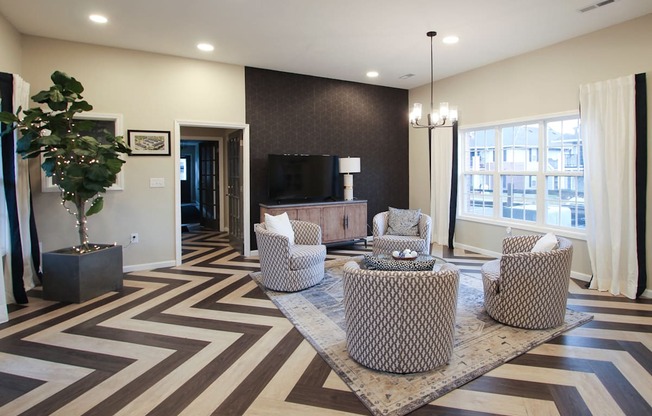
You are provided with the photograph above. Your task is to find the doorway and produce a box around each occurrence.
[179,139,221,231]
[174,121,250,265]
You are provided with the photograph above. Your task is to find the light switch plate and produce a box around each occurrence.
[149,177,165,188]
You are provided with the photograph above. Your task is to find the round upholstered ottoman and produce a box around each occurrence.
[342,261,459,373]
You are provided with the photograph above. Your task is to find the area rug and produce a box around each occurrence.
[250,257,593,416]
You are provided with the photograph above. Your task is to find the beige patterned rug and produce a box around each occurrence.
[251,257,593,416]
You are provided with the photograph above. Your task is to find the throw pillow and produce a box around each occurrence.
[531,232,558,252]
[264,212,295,245]
[386,207,421,236]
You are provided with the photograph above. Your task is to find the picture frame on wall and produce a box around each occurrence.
[128,130,171,156]
[42,112,125,192]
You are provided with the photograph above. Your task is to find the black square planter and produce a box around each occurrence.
[42,244,123,303]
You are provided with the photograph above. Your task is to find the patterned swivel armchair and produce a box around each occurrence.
[372,210,432,256]
[254,220,326,292]
[342,261,460,373]
[481,235,573,329]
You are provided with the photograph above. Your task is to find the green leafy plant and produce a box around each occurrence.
[0,71,131,251]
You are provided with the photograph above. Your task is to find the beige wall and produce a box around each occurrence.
[409,14,652,288]
[19,36,245,269]
[0,12,21,74]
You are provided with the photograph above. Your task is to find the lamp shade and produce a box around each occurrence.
[339,157,361,174]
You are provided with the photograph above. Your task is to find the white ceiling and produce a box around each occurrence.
[1,0,651,89]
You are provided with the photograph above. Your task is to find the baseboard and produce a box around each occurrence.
[570,271,592,282]
[453,242,591,282]
[123,260,176,273]
[453,242,500,259]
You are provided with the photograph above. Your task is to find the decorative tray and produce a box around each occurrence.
[392,254,418,261]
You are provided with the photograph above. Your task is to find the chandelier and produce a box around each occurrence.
[409,31,457,129]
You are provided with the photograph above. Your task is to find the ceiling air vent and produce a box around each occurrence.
[579,0,616,13]
[399,73,415,79]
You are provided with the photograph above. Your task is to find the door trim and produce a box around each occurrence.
[174,120,251,265]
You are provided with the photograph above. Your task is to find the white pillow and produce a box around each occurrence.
[264,212,295,245]
[531,233,558,252]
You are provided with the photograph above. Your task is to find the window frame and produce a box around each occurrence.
[458,111,585,239]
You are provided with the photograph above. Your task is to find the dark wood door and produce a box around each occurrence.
[227,130,244,252]
[199,142,219,230]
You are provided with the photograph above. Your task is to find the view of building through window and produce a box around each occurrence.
[461,115,584,230]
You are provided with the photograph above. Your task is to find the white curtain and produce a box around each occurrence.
[430,127,453,246]
[580,75,639,299]
[13,76,37,301]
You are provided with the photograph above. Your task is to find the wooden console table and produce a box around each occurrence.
[260,200,367,245]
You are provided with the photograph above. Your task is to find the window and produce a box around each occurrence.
[461,114,584,230]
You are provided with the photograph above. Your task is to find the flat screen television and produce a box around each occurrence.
[268,154,341,202]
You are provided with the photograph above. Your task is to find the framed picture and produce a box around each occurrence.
[42,112,125,192]
[128,130,171,156]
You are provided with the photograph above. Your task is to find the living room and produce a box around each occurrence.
[1,2,652,414]
[1,7,651,289]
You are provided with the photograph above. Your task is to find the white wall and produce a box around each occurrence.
[0,12,21,74]
[20,36,245,269]
[409,14,652,287]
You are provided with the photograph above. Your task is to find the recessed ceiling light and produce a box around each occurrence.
[89,14,108,24]
[366,71,379,78]
[197,43,215,52]
[442,35,459,44]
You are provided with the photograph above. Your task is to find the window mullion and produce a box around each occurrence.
[494,126,501,220]
[537,120,546,226]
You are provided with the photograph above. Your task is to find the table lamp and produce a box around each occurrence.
[339,157,361,200]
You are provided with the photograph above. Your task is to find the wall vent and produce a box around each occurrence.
[579,0,616,13]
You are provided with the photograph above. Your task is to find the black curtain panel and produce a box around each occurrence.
[635,73,647,298]
[448,122,458,248]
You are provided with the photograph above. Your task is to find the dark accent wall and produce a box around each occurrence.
[245,67,409,244]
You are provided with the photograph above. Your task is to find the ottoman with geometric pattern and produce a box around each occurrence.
[342,261,460,373]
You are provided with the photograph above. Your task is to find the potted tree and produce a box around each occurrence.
[0,71,131,302]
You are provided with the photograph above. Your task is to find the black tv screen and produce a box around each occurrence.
[268,154,341,202]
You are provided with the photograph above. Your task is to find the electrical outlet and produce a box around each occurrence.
[149,177,165,188]
[130,233,139,244]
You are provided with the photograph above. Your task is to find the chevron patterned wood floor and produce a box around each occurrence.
[1,229,651,415]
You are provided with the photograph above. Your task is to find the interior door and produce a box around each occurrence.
[199,142,219,230]
[227,130,244,252]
